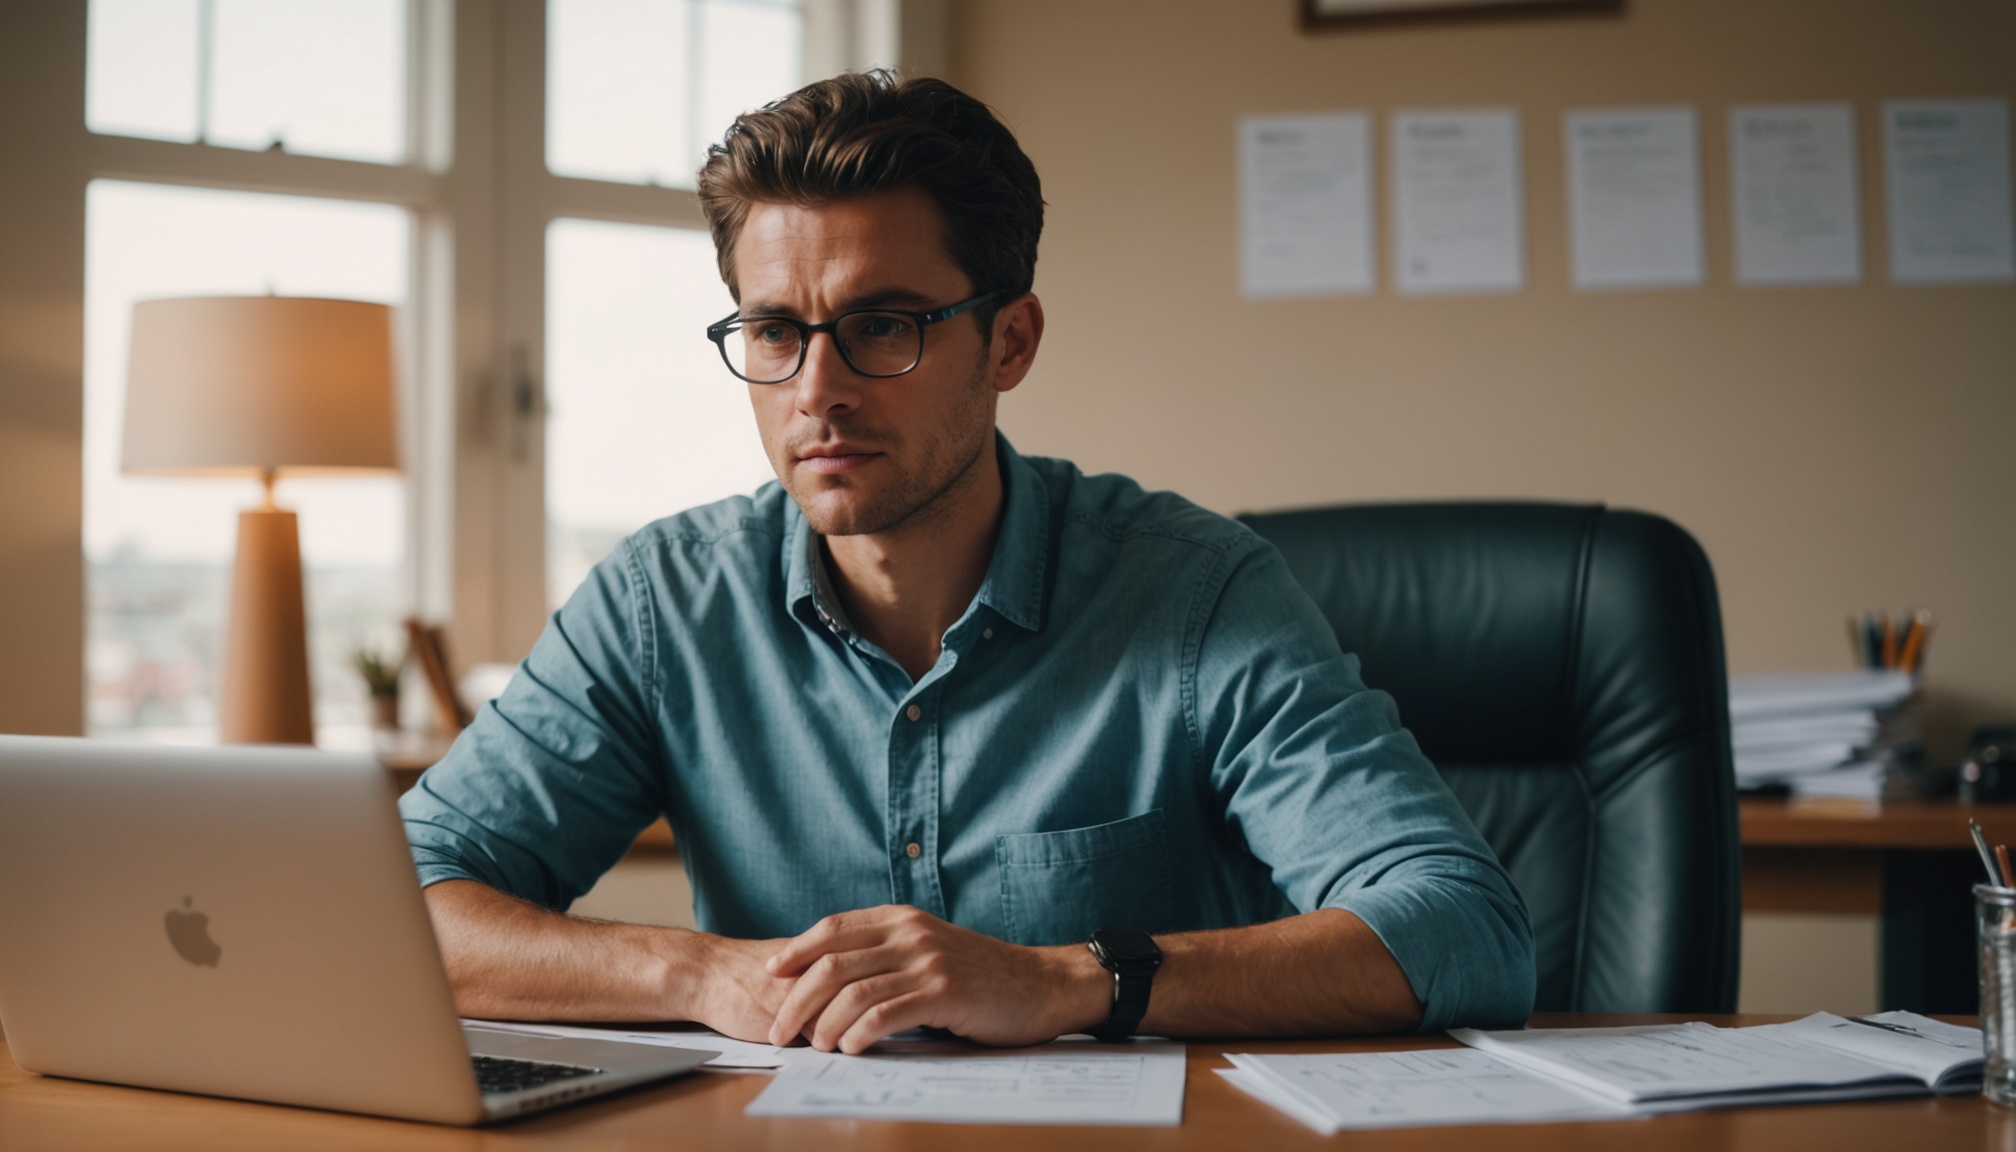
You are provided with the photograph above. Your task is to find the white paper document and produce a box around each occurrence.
[1884,99,2015,284]
[1741,1012,1984,1093]
[1565,107,1705,290]
[1222,1048,1629,1133]
[1232,1015,1982,1134]
[1239,112,1375,298]
[746,1040,1186,1126]
[1730,103,1863,286]
[1451,1021,1930,1108]
[1391,109,1524,294]
[463,1019,793,1069]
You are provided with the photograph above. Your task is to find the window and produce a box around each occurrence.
[68,0,894,742]
[540,0,806,610]
[81,0,422,748]
[546,0,803,187]
[545,219,772,607]
[84,182,409,747]
[87,0,407,163]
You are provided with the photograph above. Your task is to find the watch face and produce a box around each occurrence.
[1092,927,1160,965]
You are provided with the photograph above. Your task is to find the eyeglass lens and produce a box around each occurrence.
[734,312,922,383]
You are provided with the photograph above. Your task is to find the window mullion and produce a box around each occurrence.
[87,134,443,208]
[542,175,711,231]
[487,0,556,660]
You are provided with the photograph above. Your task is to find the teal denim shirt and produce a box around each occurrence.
[400,436,1535,1030]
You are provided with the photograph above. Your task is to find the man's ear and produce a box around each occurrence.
[989,293,1045,395]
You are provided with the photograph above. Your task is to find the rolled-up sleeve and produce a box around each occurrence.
[399,539,668,910]
[1189,538,1535,1031]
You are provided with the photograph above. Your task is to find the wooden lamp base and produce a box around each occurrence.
[219,506,314,745]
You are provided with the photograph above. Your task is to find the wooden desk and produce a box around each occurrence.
[1741,798,2016,1013]
[2,1014,2008,1151]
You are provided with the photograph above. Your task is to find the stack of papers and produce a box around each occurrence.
[1729,672,1921,798]
[1223,1012,1980,1133]
[1220,1047,1634,1132]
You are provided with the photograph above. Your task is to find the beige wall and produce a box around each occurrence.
[954,0,2016,760]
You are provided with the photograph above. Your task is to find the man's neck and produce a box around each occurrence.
[822,439,1004,683]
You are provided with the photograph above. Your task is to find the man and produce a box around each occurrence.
[402,72,1533,1054]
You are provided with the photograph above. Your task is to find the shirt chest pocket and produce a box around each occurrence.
[995,809,1175,946]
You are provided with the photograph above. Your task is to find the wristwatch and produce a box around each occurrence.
[1086,927,1162,1042]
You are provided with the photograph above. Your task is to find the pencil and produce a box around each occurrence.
[1973,820,2002,884]
[1899,610,1933,673]
[1881,614,1898,670]
[1996,844,2012,889]
[1897,622,1922,673]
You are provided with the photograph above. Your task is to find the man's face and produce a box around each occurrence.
[733,187,1003,538]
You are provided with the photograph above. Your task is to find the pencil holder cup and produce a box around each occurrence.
[1978,884,2016,1105]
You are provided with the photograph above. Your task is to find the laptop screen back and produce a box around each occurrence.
[0,736,484,1124]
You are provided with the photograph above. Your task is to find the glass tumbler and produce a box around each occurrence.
[1979,884,2016,1106]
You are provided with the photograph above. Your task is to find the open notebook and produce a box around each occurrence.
[1223,1012,1981,1133]
[1452,1011,1982,1112]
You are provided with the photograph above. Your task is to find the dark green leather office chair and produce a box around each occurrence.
[1239,503,1740,1014]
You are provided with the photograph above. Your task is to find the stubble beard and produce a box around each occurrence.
[782,354,996,539]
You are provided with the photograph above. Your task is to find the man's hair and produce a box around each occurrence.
[696,70,1043,328]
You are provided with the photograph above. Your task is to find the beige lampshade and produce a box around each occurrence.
[122,296,399,476]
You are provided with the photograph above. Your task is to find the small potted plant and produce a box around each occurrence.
[352,643,404,732]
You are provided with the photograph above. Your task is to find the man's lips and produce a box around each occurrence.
[796,446,882,474]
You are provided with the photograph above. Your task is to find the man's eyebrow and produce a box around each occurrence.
[844,287,938,309]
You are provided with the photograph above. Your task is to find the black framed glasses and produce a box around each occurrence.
[705,290,1002,385]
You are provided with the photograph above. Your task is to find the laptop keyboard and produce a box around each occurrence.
[472,1054,604,1095]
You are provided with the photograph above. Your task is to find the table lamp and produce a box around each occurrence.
[122,296,400,745]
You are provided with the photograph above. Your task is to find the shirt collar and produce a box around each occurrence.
[784,431,1052,635]
[972,432,1049,633]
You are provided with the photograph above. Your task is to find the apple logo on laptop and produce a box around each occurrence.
[165,895,221,967]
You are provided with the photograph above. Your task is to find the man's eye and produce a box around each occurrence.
[859,316,911,339]
[754,323,794,345]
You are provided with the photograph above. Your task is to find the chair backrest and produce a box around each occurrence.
[1239,502,1739,1013]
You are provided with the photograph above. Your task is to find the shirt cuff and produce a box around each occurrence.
[1328,872,1535,1032]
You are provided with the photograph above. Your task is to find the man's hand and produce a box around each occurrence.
[763,905,1109,1053]
[421,880,804,1038]
[684,933,801,1043]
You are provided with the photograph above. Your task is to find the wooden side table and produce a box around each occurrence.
[1740,797,2016,1012]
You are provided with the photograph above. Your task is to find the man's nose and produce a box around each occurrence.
[792,330,861,418]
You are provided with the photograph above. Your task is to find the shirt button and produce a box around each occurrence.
[906,704,921,722]
[983,628,994,640]
[905,842,922,859]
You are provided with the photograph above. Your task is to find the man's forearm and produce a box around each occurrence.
[421,879,712,1022]
[427,880,1422,1045]
[1046,908,1424,1038]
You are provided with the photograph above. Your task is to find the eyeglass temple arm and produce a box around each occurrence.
[918,290,1003,325]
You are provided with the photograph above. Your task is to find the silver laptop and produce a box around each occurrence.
[0,735,715,1125]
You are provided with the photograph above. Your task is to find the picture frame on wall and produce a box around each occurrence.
[1301,0,1621,30]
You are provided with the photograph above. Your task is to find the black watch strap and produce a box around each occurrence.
[1086,928,1161,1043]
